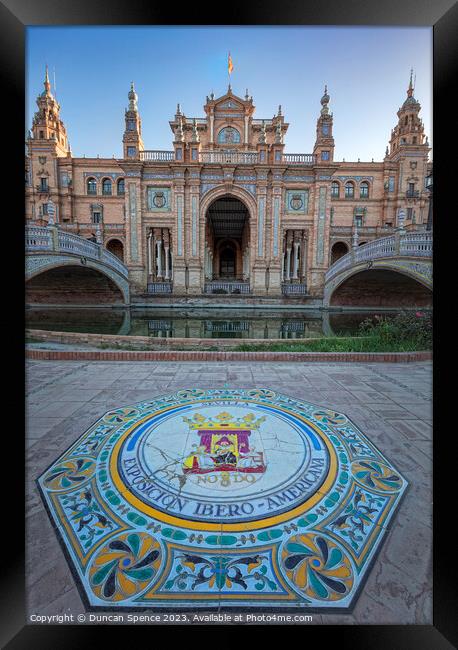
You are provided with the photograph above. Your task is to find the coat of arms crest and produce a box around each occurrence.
[290,194,303,211]
[153,191,166,208]
[38,156,47,165]
[181,411,267,481]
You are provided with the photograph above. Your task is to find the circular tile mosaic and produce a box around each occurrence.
[38,388,407,610]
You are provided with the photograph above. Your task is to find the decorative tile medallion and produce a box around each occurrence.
[37,389,407,610]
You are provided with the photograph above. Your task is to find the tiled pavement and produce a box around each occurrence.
[26,360,432,624]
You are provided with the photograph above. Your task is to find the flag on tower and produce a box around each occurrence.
[228,52,234,75]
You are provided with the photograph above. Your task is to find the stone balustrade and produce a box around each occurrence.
[139,150,175,161]
[325,232,433,282]
[204,281,251,294]
[282,153,316,165]
[282,283,307,295]
[133,149,318,166]
[25,227,52,250]
[25,225,129,278]
[147,282,173,294]
[199,151,259,164]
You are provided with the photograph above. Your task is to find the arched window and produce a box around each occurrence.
[217,127,241,144]
[117,178,125,195]
[345,182,355,198]
[87,178,97,195]
[331,181,340,198]
[360,181,369,198]
[102,178,112,195]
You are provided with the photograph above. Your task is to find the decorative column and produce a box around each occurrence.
[125,174,145,292]
[172,175,186,294]
[292,239,300,280]
[301,231,308,283]
[187,189,202,294]
[164,230,170,280]
[252,170,268,294]
[156,238,163,278]
[209,110,214,145]
[147,229,153,276]
[285,247,291,281]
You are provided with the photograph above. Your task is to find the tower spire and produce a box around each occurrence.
[44,64,51,95]
[123,81,143,158]
[407,68,414,98]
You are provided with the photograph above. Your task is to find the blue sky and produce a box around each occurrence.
[26,26,432,161]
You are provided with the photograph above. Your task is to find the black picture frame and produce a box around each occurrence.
[2,0,456,646]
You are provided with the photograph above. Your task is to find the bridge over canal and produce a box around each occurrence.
[323,232,432,308]
[25,226,130,305]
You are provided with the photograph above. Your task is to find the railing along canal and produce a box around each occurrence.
[325,232,433,282]
[204,281,251,294]
[25,225,129,278]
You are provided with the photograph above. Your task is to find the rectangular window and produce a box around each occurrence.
[127,147,136,158]
[408,183,415,193]
[321,151,330,161]
[40,178,48,191]
[355,216,363,228]
[388,176,395,192]
[175,148,182,160]
[275,151,281,161]
[407,208,413,220]
[92,212,102,224]
[41,203,48,215]
[39,131,44,139]
[191,148,197,160]
[322,124,329,136]
[260,151,265,162]
[127,120,135,131]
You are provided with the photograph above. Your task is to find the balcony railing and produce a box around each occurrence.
[282,153,316,165]
[200,151,258,164]
[204,281,251,294]
[282,283,307,296]
[147,282,173,294]
[140,150,175,162]
[325,232,432,283]
[406,190,420,198]
[137,149,317,166]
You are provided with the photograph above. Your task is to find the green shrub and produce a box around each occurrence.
[359,311,432,347]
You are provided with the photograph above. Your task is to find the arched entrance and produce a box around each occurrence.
[219,242,237,277]
[330,241,349,265]
[204,196,250,282]
[105,238,124,261]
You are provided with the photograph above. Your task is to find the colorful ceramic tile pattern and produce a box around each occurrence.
[38,389,408,610]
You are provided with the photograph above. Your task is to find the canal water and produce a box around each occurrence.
[26,308,402,339]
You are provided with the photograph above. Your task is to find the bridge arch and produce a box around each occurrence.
[323,233,432,308]
[326,265,432,308]
[26,257,129,305]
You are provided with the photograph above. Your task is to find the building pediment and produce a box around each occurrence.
[215,98,244,111]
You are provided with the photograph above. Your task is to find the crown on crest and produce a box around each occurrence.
[183,411,266,430]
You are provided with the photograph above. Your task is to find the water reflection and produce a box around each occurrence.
[26,307,401,339]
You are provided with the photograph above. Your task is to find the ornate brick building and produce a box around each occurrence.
[25,69,431,297]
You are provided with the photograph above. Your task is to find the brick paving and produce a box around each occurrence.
[26,359,432,624]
